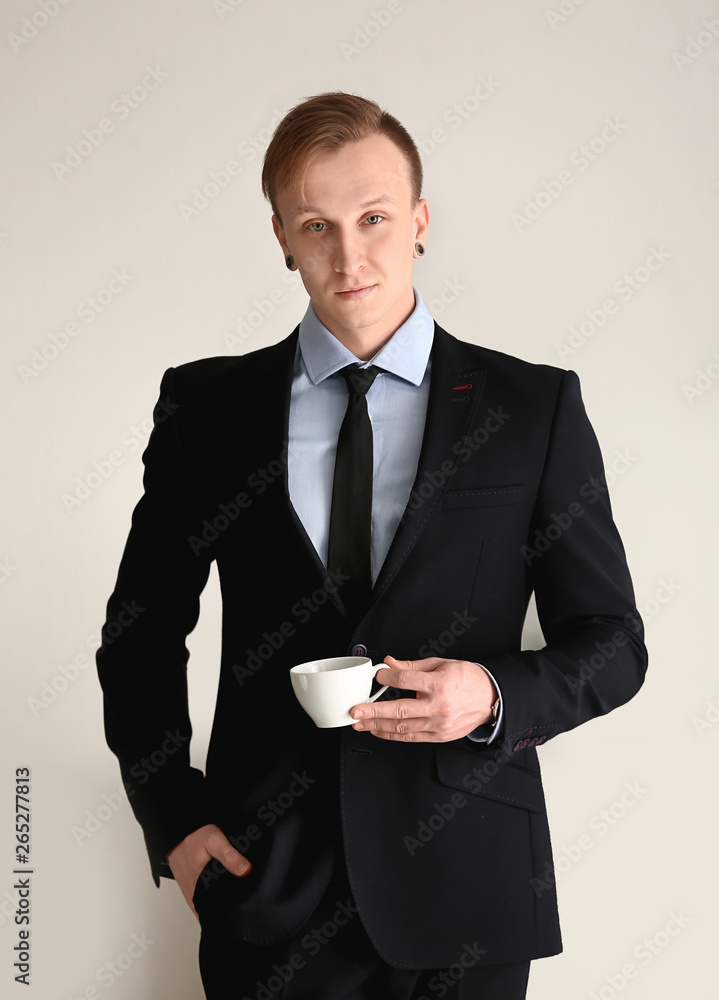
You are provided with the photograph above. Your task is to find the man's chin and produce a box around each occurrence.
[316,302,383,336]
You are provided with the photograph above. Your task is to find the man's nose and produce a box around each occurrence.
[330,229,364,273]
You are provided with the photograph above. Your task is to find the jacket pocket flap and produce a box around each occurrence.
[435,745,546,813]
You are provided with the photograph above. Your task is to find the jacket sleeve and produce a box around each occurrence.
[481,369,648,755]
[96,367,214,884]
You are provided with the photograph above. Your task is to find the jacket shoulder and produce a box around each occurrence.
[434,324,571,390]
[168,328,299,395]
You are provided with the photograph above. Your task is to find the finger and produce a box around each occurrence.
[362,720,428,737]
[384,655,443,672]
[351,695,424,723]
[352,704,431,733]
[369,727,443,743]
[369,665,436,695]
[369,722,469,743]
[207,833,252,877]
[378,658,442,690]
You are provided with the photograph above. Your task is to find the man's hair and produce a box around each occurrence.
[261,91,423,223]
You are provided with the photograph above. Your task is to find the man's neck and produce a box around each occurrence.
[331,330,392,362]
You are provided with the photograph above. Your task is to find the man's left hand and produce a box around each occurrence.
[350,655,498,742]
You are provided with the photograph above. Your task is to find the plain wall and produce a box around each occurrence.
[1,1,717,996]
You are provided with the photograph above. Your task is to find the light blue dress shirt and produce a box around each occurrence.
[287,287,502,744]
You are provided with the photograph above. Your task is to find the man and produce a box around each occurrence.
[96,92,647,999]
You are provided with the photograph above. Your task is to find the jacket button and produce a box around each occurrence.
[351,643,368,657]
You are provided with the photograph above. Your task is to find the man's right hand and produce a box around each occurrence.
[166,823,252,919]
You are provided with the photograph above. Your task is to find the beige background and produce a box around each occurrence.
[1,0,717,997]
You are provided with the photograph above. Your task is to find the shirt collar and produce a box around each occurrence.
[298,286,434,386]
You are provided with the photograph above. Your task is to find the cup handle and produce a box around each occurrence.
[367,666,389,703]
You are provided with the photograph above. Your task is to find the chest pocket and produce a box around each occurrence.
[443,485,523,509]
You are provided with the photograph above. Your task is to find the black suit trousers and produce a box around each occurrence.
[197,786,530,1000]
[198,853,531,1000]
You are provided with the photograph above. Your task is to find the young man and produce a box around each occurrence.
[97,92,647,999]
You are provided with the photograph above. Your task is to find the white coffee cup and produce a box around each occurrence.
[289,656,389,728]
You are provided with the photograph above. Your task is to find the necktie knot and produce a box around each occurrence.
[341,365,383,398]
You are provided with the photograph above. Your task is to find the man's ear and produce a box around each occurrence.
[272,214,291,257]
[413,198,430,245]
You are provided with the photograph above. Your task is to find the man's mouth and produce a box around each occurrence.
[335,285,375,299]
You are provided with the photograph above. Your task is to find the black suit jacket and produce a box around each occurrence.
[96,323,647,968]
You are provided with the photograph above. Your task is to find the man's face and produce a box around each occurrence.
[272,132,429,348]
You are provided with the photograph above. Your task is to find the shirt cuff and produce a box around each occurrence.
[466,662,503,744]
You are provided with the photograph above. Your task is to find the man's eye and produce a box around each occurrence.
[307,222,326,232]
[365,215,383,225]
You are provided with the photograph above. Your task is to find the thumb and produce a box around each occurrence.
[212,835,252,878]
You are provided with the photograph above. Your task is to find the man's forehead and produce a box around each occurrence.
[278,134,413,219]
[290,192,400,219]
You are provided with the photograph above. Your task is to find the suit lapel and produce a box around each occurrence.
[244,327,346,615]
[370,324,487,603]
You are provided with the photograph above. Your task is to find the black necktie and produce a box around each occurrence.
[327,365,383,621]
